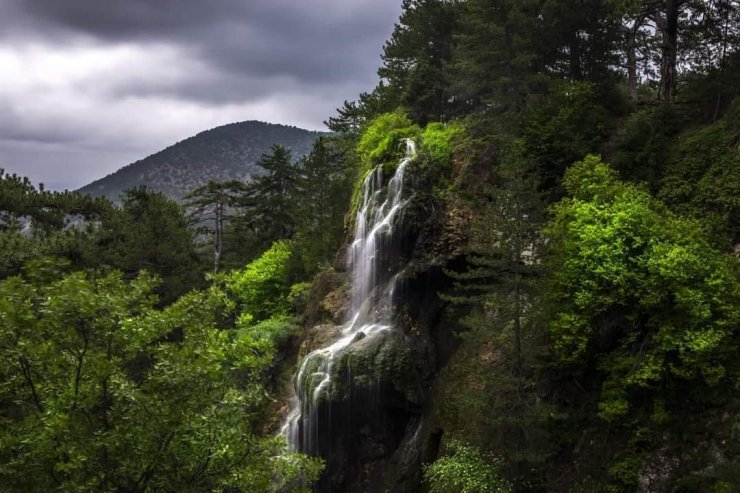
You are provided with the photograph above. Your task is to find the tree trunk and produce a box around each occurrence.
[658,0,680,101]
[625,19,642,102]
[569,33,583,80]
[713,0,731,121]
[213,200,223,273]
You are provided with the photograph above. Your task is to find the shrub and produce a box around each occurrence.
[421,121,463,166]
[611,104,684,186]
[356,111,421,166]
[228,240,294,322]
[424,440,511,493]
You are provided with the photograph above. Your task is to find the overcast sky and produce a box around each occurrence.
[0,0,402,190]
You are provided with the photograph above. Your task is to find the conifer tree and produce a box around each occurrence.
[185,180,248,273]
[444,141,548,485]
[239,144,299,249]
[379,0,460,123]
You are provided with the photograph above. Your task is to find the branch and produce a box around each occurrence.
[19,357,44,414]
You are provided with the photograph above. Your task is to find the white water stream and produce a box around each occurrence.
[281,140,416,453]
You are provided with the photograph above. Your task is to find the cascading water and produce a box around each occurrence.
[281,139,416,454]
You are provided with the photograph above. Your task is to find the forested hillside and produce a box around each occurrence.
[2,0,740,492]
[79,121,327,201]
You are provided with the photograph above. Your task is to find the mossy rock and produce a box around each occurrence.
[331,329,421,405]
[321,284,350,324]
[298,324,343,361]
[303,269,348,326]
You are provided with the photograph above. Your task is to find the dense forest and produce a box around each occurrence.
[1,0,740,491]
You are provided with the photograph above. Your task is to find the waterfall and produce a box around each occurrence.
[281,139,416,454]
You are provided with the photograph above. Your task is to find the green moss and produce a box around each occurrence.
[356,110,421,166]
[332,330,420,403]
[350,113,462,226]
[348,111,421,227]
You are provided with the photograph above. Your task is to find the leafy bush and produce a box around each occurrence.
[547,155,740,421]
[356,110,421,166]
[288,281,312,314]
[240,315,300,350]
[0,261,322,491]
[227,240,295,322]
[424,440,511,493]
[421,121,463,165]
[611,104,684,186]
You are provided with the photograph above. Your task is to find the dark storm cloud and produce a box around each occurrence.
[0,0,402,190]
[3,0,398,99]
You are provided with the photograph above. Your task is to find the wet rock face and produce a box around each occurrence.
[303,270,348,327]
[333,329,422,405]
[294,282,435,492]
[312,327,429,493]
[298,324,343,361]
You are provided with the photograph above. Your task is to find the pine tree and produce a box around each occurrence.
[185,180,248,273]
[379,0,460,123]
[444,141,549,485]
[240,144,299,248]
[293,137,355,273]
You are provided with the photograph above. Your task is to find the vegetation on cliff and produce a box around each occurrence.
[2,0,740,491]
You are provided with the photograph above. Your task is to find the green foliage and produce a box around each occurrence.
[291,136,357,275]
[421,122,463,166]
[450,0,544,113]
[238,144,300,251]
[522,82,612,195]
[185,179,249,273]
[0,260,321,491]
[288,281,312,314]
[424,440,511,493]
[379,0,460,123]
[659,97,740,247]
[356,111,421,166]
[547,155,740,422]
[239,315,300,351]
[0,170,114,279]
[227,240,296,322]
[611,104,684,186]
[0,177,203,299]
[97,187,203,303]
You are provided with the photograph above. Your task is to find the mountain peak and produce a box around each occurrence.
[79,121,328,201]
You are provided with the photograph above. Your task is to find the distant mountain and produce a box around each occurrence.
[79,121,328,201]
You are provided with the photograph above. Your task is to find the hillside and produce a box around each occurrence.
[78,121,327,201]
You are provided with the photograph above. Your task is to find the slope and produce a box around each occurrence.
[79,121,328,201]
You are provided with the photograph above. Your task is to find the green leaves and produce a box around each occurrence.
[0,262,320,491]
[227,240,295,322]
[420,122,463,166]
[424,440,511,493]
[547,155,740,421]
[356,111,421,166]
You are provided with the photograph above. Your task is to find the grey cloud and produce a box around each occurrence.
[5,0,398,88]
[0,138,145,190]
[0,103,84,145]
[0,0,401,190]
